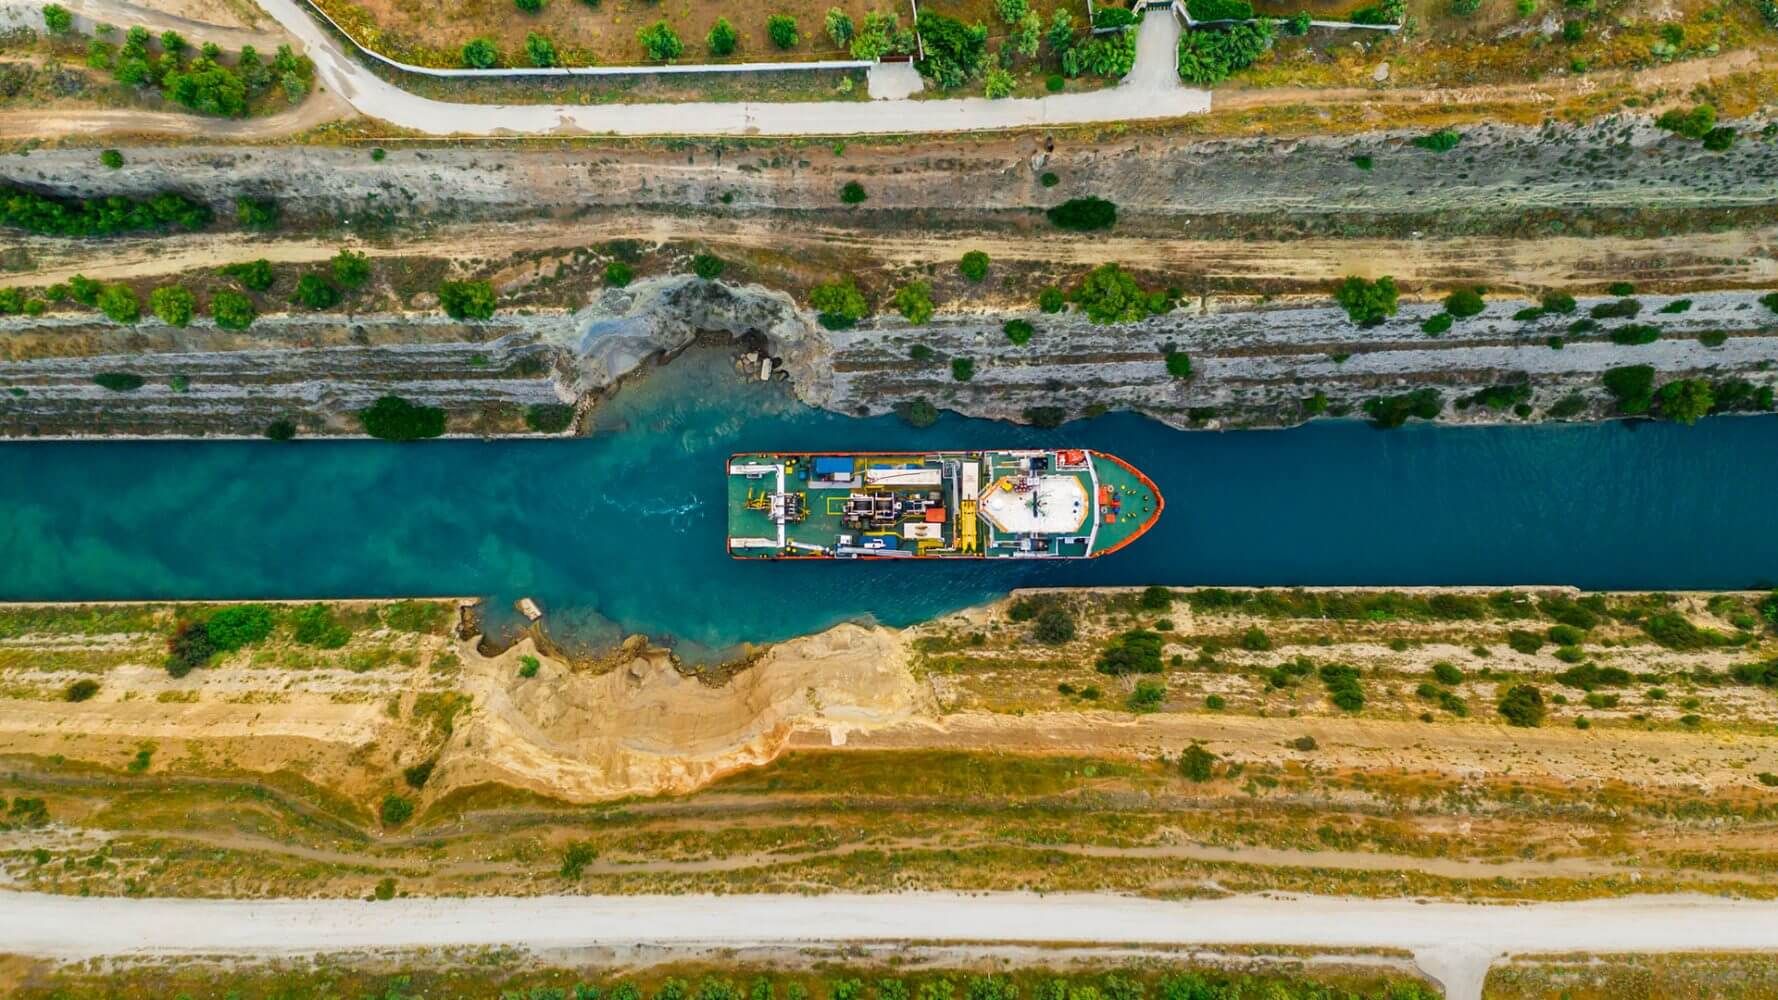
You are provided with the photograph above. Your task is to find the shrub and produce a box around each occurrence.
[893,281,935,324]
[840,181,867,204]
[1038,286,1066,313]
[211,289,256,331]
[42,4,74,33]
[1097,629,1164,675]
[1602,364,1656,415]
[951,357,975,381]
[165,620,215,677]
[1362,388,1442,428]
[1540,291,1577,314]
[1555,663,1630,691]
[379,794,414,827]
[561,842,597,879]
[1432,661,1464,685]
[1040,171,1060,187]
[1023,405,1065,428]
[1548,623,1587,646]
[1592,298,1642,320]
[99,149,125,170]
[1175,21,1274,84]
[1319,663,1365,711]
[1444,288,1485,318]
[707,18,739,55]
[526,32,558,67]
[359,396,446,441]
[826,8,856,46]
[1046,197,1117,231]
[0,185,211,238]
[461,37,500,68]
[1421,313,1453,336]
[1240,626,1271,651]
[439,280,497,320]
[1507,629,1545,654]
[1186,0,1254,18]
[1140,585,1174,610]
[605,261,633,287]
[767,13,800,48]
[519,654,541,678]
[1497,684,1546,726]
[850,10,915,59]
[333,248,372,289]
[263,418,296,441]
[1069,263,1169,323]
[691,253,725,280]
[895,398,939,428]
[1003,319,1034,345]
[1657,378,1713,425]
[525,403,575,433]
[222,259,275,291]
[638,21,684,61]
[1165,351,1193,379]
[1656,104,1716,140]
[235,197,279,230]
[914,11,988,89]
[959,251,990,282]
[149,285,195,327]
[293,274,339,310]
[97,284,140,323]
[403,760,434,789]
[291,603,351,648]
[1179,743,1217,782]
[809,277,870,327]
[1411,129,1461,152]
[1334,275,1398,326]
[206,605,274,650]
[1033,605,1076,643]
[983,68,1016,98]
[1126,679,1167,712]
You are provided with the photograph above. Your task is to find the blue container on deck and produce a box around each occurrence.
[812,456,854,477]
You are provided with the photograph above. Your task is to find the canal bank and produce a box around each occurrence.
[1,349,1775,654]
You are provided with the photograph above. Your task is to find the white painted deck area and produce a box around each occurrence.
[978,475,1090,535]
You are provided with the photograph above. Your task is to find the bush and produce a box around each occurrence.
[293,274,339,310]
[1023,405,1065,428]
[826,8,856,46]
[1411,129,1461,152]
[1591,298,1641,319]
[165,620,215,677]
[519,654,541,678]
[211,289,256,331]
[0,185,211,238]
[1656,104,1716,140]
[42,4,74,33]
[1432,661,1464,685]
[1175,21,1274,84]
[100,149,125,170]
[379,794,414,827]
[638,21,684,61]
[1033,605,1076,643]
[1126,679,1167,712]
[1069,263,1169,323]
[1444,288,1485,318]
[235,197,279,230]
[206,605,274,650]
[526,32,558,67]
[561,841,597,879]
[1657,378,1713,425]
[439,280,497,320]
[1507,628,1545,654]
[1038,286,1066,313]
[525,403,575,434]
[1097,629,1164,675]
[1421,313,1452,336]
[1186,0,1255,16]
[1179,743,1217,782]
[149,285,195,327]
[360,396,446,441]
[1239,626,1271,650]
[291,603,351,648]
[914,11,988,89]
[951,357,975,381]
[707,17,739,55]
[605,261,633,287]
[893,281,934,324]
[1540,291,1577,314]
[1046,197,1117,231]
[1547,623,1587,646]
[895,398,939,428]
[959,251,990,282]
[691,253,725,280]
[810,277,870,327]
[1334,275,1398,326]
[1497,684,1546,726]
[767,14,800,48]
[97,284,140,323]
[840,181,867,204]
[1165,351,1193,379]
[1362,388,1441,428]
[90,371,143,395]
[1602,364,1656,415]
[403,760,434,789]
[332,248,372,289]
[222,259,276,291]
[264,418,296,441]
[1319,663,1365,711]
[461,37,500,67]
[1003,319,1034,345]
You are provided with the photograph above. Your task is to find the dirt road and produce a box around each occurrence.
[4,890,1777,999]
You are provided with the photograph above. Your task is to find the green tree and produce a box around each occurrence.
[222,259,275,291]
[895,398,939,428]
[42,4,74,33]
[951,356,975,381]
[332,248,372,289]
[99,149,125,170]
[809,277,869,327]
[515,0,546,10]
[1656,104,1716,139]
[893,281,935,323]
[1069,263,1168,324]
[379,794,414,826]
[439,279,497,320]
[525,32,559,67]
[1003,319,1034,344]
[826,8,856,47]
[984,68,1015,98]
[767,13,800,48]
[1602,364,1656,415]
[1444,287,1485,318]
[691,253,725,279]
[1334,274,1399,326]
[605,260,633,287]
[290,603,351,648]
[638,20,684,60]
[840,180,867,204]
[264,417,296,440]
[959,251,990,282]
[707,18,739,56]
[92,372,144,391]
[914,11,988,89]
[1497,684,1546,727]
[359,396,446,441]
[525,403,575,433]
[1033,605,1075,643]
[1165,350,1192,379]
[206,605,274,650]
[1046,196,1116,231]
[149,285,195,327]
[1657,377,1713,425]
[1178,743,1217,782]
[210,289,256,330]
[462,37,500,68]
[235,197,279,230]
[1096,629,1164,675]
[293,274,339,310]
[97,284,140,323]
[1038,286,1065,313]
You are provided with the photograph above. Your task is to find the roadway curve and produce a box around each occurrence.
[5,890,1778,999]
[253,0,1208,137]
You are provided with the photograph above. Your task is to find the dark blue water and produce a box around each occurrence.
[3,350,1775,655]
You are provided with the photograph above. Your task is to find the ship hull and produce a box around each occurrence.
[727,449,1163,560]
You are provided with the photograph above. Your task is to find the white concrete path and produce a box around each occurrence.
[5,890,1778,1000]
[250,0,1206,137]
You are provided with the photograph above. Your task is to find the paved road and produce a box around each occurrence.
[252,0,1208,137]
[5,890,1778,999]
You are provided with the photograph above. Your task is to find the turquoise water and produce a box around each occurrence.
[3,350,1775,655]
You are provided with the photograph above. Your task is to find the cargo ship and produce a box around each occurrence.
[727,450,1163,559]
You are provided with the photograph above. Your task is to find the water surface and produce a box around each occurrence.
[3,350,1774,654]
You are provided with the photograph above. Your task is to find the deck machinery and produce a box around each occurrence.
[727,450,1163,559]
